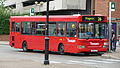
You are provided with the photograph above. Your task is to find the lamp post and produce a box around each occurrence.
[44,0,50,65]
[108,2,112,52]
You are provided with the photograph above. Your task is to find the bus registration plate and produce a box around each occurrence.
[91,50,98,52]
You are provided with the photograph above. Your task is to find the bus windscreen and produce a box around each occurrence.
[78,23,107,39]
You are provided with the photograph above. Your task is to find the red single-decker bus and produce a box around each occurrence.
[9,15,108,55]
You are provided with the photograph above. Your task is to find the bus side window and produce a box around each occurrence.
[16,23,20,32]
[57,22,66,36]
[31,22,36,35]
[36,22,45,35]
[66,22,76,37]
[49,22,56,36]
[12,22,15,32]
[22,22,31,34]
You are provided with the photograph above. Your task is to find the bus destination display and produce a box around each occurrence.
[82,16,104,21]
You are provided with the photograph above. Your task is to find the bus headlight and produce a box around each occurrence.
[104,42,108,46]
[103,45,108,48]
[103,42,108,48]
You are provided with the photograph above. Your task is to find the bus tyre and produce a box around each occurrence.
[58,44,64,55]
[97,54,102,56]
[22,42,28,52]
[97,52,104,56]
[22,42,33,52]
[84,52,90,56]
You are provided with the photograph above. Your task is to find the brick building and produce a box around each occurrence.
[92,0,120,41]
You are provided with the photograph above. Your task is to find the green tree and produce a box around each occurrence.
[0,0,21,34]
[0,0,10,34]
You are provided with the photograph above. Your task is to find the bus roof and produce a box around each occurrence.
[10,15,106,18]
[10,15,107,22]
[11,15,79,18]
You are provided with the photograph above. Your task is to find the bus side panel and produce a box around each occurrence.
[21,35,45,50]
[49,36,76,52]
[49,36,59,51]
[64,45,79,53]
[64,37,78,53]
[14,33,22,48]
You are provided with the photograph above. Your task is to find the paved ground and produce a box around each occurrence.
[102,45,120,59]
[1,41,120,60]
[0,59,93,68]
[0,41,120,68]
[0,41,94,68]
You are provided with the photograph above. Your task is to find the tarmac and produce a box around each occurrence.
[0,41,120,68]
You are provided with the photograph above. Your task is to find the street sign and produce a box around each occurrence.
[30,8,34,16]
[111,2,115,11]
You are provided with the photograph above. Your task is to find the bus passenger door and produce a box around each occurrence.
[65,22,77,52]
[14,22,22,48]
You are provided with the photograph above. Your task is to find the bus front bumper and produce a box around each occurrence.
[77,48,108,53]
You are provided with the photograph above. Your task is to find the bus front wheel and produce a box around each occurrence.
[58,44,64,55]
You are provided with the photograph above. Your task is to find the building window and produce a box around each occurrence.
[6,4,16,9]
[23,1,35,7]
[118,23,120,36]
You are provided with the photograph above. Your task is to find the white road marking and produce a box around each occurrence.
[31,58,120,65]
[68,60,97,64]
[102,59,120,62]
[83,60,114,63]
[50,61,62,63]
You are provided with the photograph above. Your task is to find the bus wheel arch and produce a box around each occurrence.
[58,43,64,55]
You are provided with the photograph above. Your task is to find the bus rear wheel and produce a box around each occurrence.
[22,42,33,52]
[58,44,64,55]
